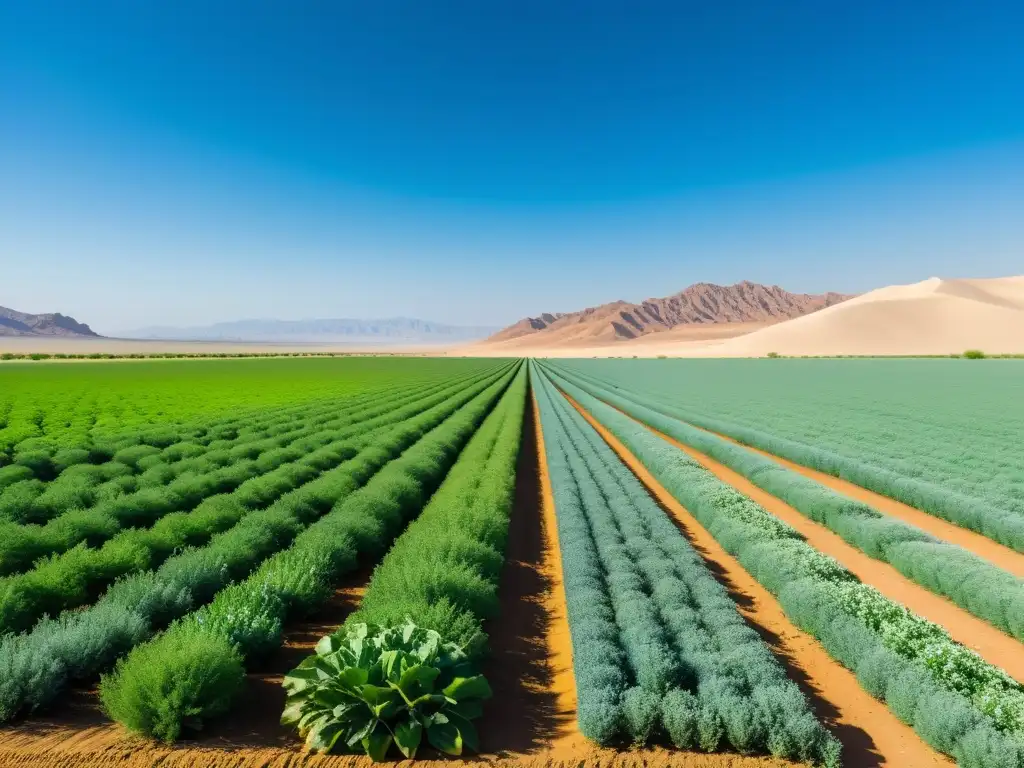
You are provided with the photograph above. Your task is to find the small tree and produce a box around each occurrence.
[964,349,986,359]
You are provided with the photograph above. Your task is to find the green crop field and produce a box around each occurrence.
[2,355,1023,768]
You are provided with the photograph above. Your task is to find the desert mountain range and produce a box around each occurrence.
[486,281,853,347]
[468,275,1024,357]
[0,306,99,337]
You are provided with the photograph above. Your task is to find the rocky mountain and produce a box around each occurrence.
[487,281,853,345]
[121,317,498,343]
[0,306,100,337]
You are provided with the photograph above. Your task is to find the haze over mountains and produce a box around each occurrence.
[0,306,99,337]
[486,281,853,347]
[120,317,498,343]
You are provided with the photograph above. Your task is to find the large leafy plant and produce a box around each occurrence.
[281,620,491,760]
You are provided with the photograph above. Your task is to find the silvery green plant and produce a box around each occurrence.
[281,620,491,760]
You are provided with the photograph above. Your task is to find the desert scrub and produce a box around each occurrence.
[99,623,244,743]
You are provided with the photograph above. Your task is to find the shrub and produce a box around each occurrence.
[964,349,986,359]
[99,623,244,742]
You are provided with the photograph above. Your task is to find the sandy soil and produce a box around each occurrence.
[615,410,1024,684]
[475,323,765,353]
[458,276,1024,358]
[713,276,1024,357]
[699,426,1024,578]
[564,395,950,767]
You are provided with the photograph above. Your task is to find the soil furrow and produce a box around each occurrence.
[687,421,1024,577]
[564,393,951,768]
[618,408,1024,682]
[477,391,576,754]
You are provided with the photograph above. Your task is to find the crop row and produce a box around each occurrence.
[0,368,513,634]
[545,363,1024,644]
[0,361,497,498]
[350,364,528,653]
[0,362,518,723]
[98,362,521,741]
[532,366,838,764]
[0,366,500,580]
[0,357,504,461]
[555,360,1024,552]
[543,366,1024,767]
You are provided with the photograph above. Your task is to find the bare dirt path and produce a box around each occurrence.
[692,422,1024,577]
[615,409,1024,683]
[563,393,951,768]
[477,392,574,754]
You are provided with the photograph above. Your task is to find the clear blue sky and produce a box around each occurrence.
[2,1,1022,333]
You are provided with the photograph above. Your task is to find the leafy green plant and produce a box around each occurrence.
[963,349,986,359]
[281,621,491,760]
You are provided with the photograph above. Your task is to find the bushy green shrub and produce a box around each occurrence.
[99,623,244,742]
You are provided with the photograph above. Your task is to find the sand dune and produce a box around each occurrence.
[711,276,1024,357]
[461,276,1024,358]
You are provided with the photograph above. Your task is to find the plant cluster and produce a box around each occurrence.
[350,367,527,654]
[545,366,1024,765]
[554,358,1024,553]
[0,362,513,723]
[532,368,839,765]
[98,365,519,741]
[0,356,505,462]
[548,365,1024,644]
[282,621,491,759]
[0,372,500,633]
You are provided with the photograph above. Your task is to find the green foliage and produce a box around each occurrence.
[545,364,1023,764]
[99,622,244,742]
[531,366,838,763]
[0,362,516,723]
[0,357,504,461]
[350,367,527,654]
[552,358,1024,553]
[550,366,1024,646]
[281,621,490,759]
[98,366,518,739]
[964,349,986,359]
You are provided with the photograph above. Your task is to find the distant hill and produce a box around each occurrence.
[120,317,499,344]
[0,306,100,337]
[486,280,853,346]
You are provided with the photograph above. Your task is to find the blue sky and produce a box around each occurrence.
[1,1,1022,333]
